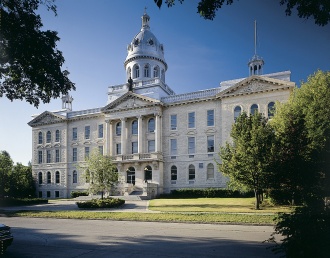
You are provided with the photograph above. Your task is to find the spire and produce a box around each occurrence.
[248,20,264,76]
[141,7,150,30]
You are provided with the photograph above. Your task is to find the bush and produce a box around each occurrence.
[70,191,89,198]
[159,188,254,199]
[76,197,125,209]
[0,197,48,207]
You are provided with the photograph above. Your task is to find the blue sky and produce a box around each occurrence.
[1,0,329,165]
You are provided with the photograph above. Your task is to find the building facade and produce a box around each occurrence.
[28,12,295,199]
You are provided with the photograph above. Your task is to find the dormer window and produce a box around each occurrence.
[134,38,139,46]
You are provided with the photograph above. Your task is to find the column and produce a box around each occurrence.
[121,118,126,155]
[109,121,113,156]
[155,114,162,152]
[138,115,143,153]
[105,120,110,155]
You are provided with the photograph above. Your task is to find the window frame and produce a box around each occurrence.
[148,118,155,133]
[188,112,195,128]
[170,114,177,130]
[85,146,90,159]
[131,120,138,135]
[46,150,51,163]
[116,143,122,155]
[98,124,104,138]
[148,140,155,153]
[207,163,215,180]
[268,102,275,118]
[73,148,77,162]
[46,131,51,143]
[55,149,60,163]
[171,165,177,181]
[116,122,121,136]
[207,135,215,153]
[38,132,43,144]
[47,171,51,184]
[55,130,60,142]
[170,139,177,156]
[38,150,43,164]
[72,127,77,141]
[132,141,138,154]
[85,125,90,140]
[188,137,195,154]
[38,172,43,184]
[207,110,215,126]
[72,170,78,184]
[250,104,258,115]
[188,164,195,180]
[55,171,60,184]
[234,106,242,121]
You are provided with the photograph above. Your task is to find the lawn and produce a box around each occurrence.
[149,198,293,213]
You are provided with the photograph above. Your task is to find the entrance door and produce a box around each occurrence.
[127,167,135,185]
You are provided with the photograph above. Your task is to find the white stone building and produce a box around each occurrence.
[28,12,295,199]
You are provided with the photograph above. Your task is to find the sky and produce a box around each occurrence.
[1,0,329,165]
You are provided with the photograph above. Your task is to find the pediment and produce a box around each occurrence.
[102,92,162,113]
[217,75,295,99]
[28,111,66,127]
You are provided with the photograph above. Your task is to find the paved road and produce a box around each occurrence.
[1,217,280,258]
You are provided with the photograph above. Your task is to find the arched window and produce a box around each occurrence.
[171,165,177,181]
[126,167,135,185]
[207,163,214,179]
[132,120,138,135]
[46,131,51,143]
[127,67,131,78]
[116,122,121,136]
[38,132,43,144]
[73,170,77,184]
[234,106,242,121]
[144,64,150,78]
[148,118,155,132]
[188,164,195,180]
[38,172,43,184]
[268,102,275,118]
[133,65,140,79]
[47,171,51,184]
[144,165,152,181]
[250,104,258,115]
[153,66,159,78]
[55,130,60,142]
[55,171,60,184]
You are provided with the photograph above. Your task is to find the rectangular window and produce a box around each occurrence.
[55,149,60,163]
[207,110,214,126]
[207,135,215,153]
[73,148,77,162]
[116,143,122,155]
[170,114,177,130]
[85,126,90,139]
[98,124,104,138]
[188,112,195,128]
[55,130,60,142]
[132,142,138,154]
[148,140,155,153]
[46,150,51,163]
[72,127,77,141]
[85,147,90,159]
[98,145,103,155]
[170,139,177,155]
[55,191,59,198]
[188,137,195,154]
[38,150,43,164]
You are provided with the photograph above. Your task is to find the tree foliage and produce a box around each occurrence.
[154,0,330,26]
[219,112,275,209]
[81,151,118,199]
[0,0,75,107]
[0,150,13,197]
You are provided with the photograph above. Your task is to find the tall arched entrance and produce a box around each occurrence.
[126,167,135,185]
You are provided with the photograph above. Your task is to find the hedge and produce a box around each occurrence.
[76,197,125,208]
[0,198,48,207]
[70,191,89,198]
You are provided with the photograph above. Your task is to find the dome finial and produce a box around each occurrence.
[248,20,264,76]
[141,7,150,30]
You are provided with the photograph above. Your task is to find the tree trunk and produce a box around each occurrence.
[254,189,260,210]
[101,191,104,200]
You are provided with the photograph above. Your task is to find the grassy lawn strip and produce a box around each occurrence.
[149,198,293,213]
[5,210,276,225]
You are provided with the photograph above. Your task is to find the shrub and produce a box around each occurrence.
[70,191,89,198]
[0,197,48,207]
[76,197,125,209]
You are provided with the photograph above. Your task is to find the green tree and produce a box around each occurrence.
[0,151,13,197]
[154,0,330,26]
[81,151,118,199]
[9,163,36,198]
[0,0,75,107]
[219,112,275,209]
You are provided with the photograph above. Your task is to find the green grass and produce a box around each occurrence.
[149,198,293,213]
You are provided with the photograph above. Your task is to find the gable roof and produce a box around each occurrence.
[28,111,66,127]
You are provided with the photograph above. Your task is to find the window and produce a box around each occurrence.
[85,147,90,159]
[134,64,139,78]
[55,171,60,184]
[170,139,177,155]
[85,126,90,139]
[153,66,159,77]
[188,137,195,154]
[144,165,152,181]
[116,122,121,136]
[73,148,77,162]
[207,163,215,179]
[47,191,51,198]
[47,171,51,184]
[116,143,121,155]
[148,118,155,132]
[188,112,195,128]
[132,142,138,154]
[189,164,195,180]
[46,150,51,163]
[126,167,135,184]
[55,191,59,198]
[207,110,214,126]
[148,140,155,153]
[98,124,104,138]
[170,114,177,130]
[144,64,150,77]
[250,104,258,115]
[171,166,177,180]
[268,102,275,118]
[38,150,43,164]
[38,132,43,144]
[207,135,215,153]
[55,130,60,142]
[234,106,242,121]
[55,149,60,163]
[38,172,43,184]
[132,120,138,135]
[46,131,51,143]
[73,170,77,184]
[98,146,103,155]
[72,127,77,141]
